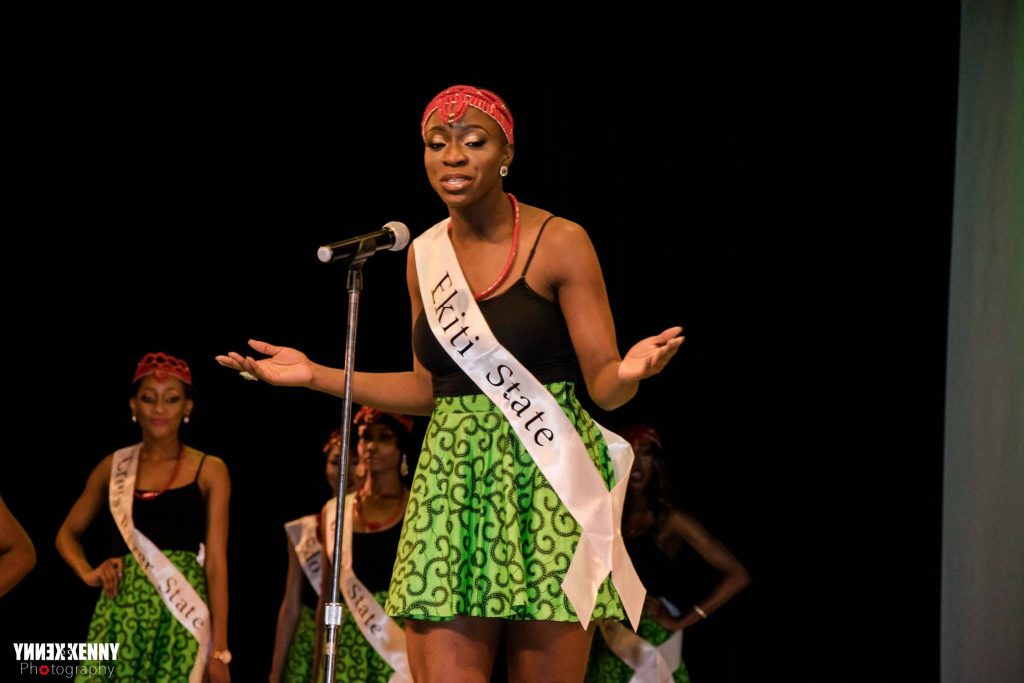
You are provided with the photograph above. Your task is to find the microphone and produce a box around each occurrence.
[317,221,411,263]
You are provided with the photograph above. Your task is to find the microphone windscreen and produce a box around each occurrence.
[385,221,411,251]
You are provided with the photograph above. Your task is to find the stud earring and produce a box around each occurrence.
[183,415,191,424]
[131,414,137,423]
[499,165,509,178]
[400,453,409,477]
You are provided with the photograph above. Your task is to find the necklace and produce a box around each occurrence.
[354,489,408,531]
[449,193,520,301]
[135,444,186,500]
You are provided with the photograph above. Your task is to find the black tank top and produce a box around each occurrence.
[351,522,404,594]
[413,217,578,396]
[108,454,208,556]
[300,569,319,609]
[626,528,721,609]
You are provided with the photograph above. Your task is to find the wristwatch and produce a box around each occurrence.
[210,650,232,665]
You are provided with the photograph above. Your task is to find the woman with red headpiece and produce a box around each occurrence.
[585,424,751,682]
[269,428,351,683]
[217,85,683,683]
[268,415,390,683]
[57,352,232,683]
[310,406,414,683]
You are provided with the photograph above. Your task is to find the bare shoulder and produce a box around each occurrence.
[666,508,706,535]
[522,210,599,291]
[534,214,593,251]
[197,454,230,486]
[86,453,115,486]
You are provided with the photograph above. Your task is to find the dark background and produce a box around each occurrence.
[6,2,959,681]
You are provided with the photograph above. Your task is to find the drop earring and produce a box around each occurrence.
[131,414,137,423]
[183,415,191,424]
[400,453,409,477]
[499,165,509,177]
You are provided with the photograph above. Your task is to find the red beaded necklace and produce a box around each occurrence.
[449,193,520,301]
[353,489,408,531]
[135,444,186,500]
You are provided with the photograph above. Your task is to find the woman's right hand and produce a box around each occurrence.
[83,557,123,598]
[215,340,315,387]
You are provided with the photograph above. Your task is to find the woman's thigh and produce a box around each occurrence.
[505,620,595,683]
[405,616,503,683]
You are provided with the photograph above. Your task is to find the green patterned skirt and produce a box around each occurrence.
[313,590,399,683]
[76,550,206,683]
[286,595,397,683]
[282,604,316,683]
[585,616,691,683]
[386,381,625,622]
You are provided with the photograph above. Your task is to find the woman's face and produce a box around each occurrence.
[324,442,341,495]
[356,423,401,475]
[129,377,192,440]
[629,437,660,493]
[423,107,513,209]
[324,441,364,496]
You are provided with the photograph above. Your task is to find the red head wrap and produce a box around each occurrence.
[421,85,514,144]
[618,424,663,452]
[352,406,414,435]
[323,429,343,454]
[133,352,192,386]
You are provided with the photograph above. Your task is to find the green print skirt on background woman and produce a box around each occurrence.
[76,549,205,682]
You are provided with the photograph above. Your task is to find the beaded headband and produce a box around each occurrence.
[133,352,192,386]
[352,406,414,435]
[421,85,514,144]
[323,429,343,454]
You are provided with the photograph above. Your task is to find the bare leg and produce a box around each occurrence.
[405,617,503,683]
[505,620,596,683]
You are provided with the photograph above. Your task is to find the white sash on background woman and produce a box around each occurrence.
[109,444,210,683]
[323,496,411,683]
[599,618,683,683]
[284,514,323,596]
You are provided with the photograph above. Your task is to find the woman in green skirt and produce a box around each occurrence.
[585,424,751,682]
[57,352,232,682]
[269,428,361,683]
[312,407,414,683]
[217,85,683,683]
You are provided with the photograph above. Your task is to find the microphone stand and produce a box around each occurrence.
[321,238,379,683]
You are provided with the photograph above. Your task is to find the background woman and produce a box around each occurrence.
[216,85,683,683]
[0,496,36,598]
[268,428,365,683]
[313,407,414,683]
[56,352,232,683]
[586,423,751,683]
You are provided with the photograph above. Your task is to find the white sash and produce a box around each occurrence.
[108,444,210,683]
[284,514,323,597]
[598,619,683,683]
[413,220,645,630]
[323,496,412,683]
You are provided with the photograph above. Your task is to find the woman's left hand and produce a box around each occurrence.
[205,659,230,683]
[619,326,685,382]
